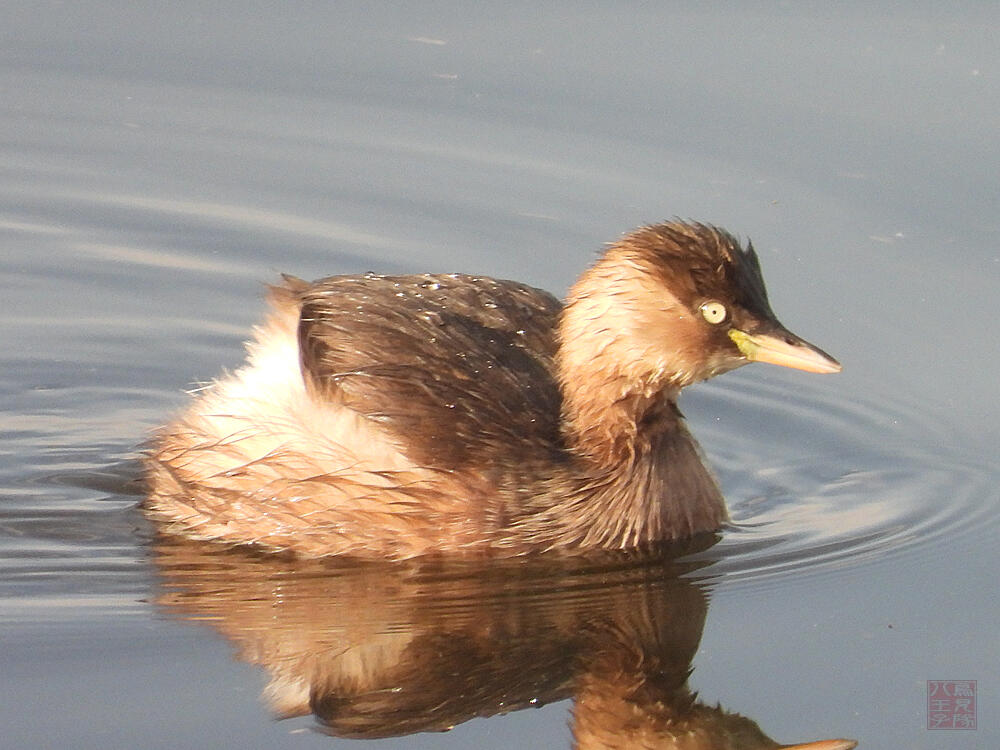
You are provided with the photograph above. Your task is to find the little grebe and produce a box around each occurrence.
[145,222,840,558]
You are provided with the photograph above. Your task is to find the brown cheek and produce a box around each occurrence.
[643,312,708,375]
[679,325,716,374]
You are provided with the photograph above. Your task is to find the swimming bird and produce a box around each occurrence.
[145,222,840,558]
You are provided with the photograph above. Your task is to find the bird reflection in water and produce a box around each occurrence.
[152,536,857,749]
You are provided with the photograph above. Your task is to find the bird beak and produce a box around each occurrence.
[780,740,858,750]
[728,327,842,374]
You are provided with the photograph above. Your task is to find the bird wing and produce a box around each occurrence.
[289,273,566,473]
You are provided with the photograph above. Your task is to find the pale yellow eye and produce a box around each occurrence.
[700,301,728,325]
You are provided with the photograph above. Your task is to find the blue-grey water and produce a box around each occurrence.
[2,3,997,748]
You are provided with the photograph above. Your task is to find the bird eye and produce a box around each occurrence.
[700,301,728,325]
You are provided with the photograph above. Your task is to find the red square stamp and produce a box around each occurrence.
[927,680,976,729]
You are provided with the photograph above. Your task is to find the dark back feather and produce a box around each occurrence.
[292,273,566,473]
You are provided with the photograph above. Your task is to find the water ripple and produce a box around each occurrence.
[682,373,997,587]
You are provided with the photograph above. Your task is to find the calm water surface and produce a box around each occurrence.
[2,3,998,748]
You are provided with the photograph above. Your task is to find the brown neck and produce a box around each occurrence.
[553,243,713,467]
[561,377,679,468]
[502,248,727,550]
